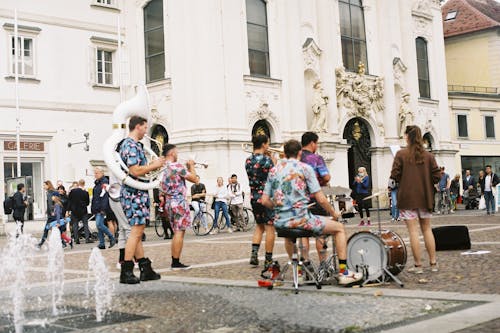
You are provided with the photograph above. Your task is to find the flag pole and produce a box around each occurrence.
[14,8,21,177]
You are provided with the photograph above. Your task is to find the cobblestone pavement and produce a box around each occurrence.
[0,208,499,332]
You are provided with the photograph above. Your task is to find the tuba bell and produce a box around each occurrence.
[103,85,162,191]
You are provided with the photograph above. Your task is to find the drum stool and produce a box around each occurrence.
[276,228,322,294]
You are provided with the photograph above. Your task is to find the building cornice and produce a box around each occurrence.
[0,99,115,113]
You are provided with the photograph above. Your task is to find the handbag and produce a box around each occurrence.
[479,195,486,210]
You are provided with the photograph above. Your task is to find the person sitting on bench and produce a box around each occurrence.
[261,139,363,286]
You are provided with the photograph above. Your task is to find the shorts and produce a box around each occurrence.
[165,198,192,232]
[273,213,325,236]
[400,209,432,220]
[120,187,150,226]
[251,202,274,225]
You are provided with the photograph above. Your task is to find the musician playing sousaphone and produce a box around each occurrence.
[119,116,165,284]
[261,139,363,286]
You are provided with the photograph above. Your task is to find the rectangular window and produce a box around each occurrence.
[246,0,270,77]
[96,0,113,5]
[339,0,368,73]
[457,114,468,138]
[10,36,34,77]
[485,116,495,139]
[96,49,113,85]
[416,37,431,98]
[144,0,165,83]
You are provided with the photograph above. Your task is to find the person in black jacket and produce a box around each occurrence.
[92,167,116,249]
[12,183,27,236]
[38,180,59,247]
[480,165,500,215]
[68,179,91,244]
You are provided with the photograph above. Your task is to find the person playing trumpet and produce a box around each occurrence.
[161,143,198,270]
[119,116,165,284]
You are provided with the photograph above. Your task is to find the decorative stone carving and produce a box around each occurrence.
[248,99,280,130]
[310,81,328,133]
[412,0,440,18]
[413,17,432,40]
[398,92,414,138]
[393,57,408,89]
[151,106,168,125]
[335,64,385,135]
[302,38,322,77]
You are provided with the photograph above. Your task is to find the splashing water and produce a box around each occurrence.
[47,227,64,316]
[88,247,113,322]
[0,231,38,333]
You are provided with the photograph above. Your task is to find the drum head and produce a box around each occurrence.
[347,232,387,281]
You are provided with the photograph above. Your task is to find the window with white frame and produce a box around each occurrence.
[10,35,34,77]
[457,114,468,138]
[96,49,113,85]
[484,115,495,139]
[246,0,270,77]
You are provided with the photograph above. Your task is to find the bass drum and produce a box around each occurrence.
[347,230,407,282]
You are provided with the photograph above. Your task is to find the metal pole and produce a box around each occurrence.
[14,9,21,177]
[117,14,123,102]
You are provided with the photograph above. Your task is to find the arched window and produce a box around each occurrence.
[416,37,430,98]
[339,0,368,73]
[246,0,270,76]
[144,0,165,83]
[252,120,271,141]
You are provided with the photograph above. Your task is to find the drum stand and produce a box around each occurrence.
[364,192,404,288]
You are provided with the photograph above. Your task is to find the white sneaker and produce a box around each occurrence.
[430,263,439,272]
[337,270,363,286]
[407,265,424,274]
[391,218,395,223]
[116,262,121,269]
[228,228,233,233]
[209,230,218,235]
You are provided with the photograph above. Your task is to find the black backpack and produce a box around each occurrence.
[3,196,14,215]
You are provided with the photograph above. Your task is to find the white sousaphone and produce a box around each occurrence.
[103,85,162,191]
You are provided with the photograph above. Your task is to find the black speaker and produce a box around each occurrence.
[432,225,471,251]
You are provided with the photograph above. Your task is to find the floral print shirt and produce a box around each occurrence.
[119,137,147,192]
[264,159,321,224]
[161,162,190,200]
[245,153,274,204]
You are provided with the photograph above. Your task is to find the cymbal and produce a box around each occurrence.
[322,186,351,196]
[363,190,389,200]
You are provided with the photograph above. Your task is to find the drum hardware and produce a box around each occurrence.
[322,186,352,196]
[360,190,404,287]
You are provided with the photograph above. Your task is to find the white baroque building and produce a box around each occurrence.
[1,0,456,217]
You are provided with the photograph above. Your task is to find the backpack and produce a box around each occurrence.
[3,196,14,215]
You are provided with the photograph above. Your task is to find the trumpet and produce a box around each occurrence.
[179,158,208,169]
[241,143,284,156]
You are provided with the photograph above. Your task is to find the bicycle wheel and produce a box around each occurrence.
[241,208,255,231]
[193,212,214,236]
[217,214,228,231]
[154,216,165,238]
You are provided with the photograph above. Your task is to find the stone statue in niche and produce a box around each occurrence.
[310,81,329,133]
[399,92,414,138]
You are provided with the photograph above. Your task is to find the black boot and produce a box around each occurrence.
[138,258,161,281]
[120,260,140,284]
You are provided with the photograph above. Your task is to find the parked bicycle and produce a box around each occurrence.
[216,204,255,232]
[438,190,451,214]
[191,200,214,236]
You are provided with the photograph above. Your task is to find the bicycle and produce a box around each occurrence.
[191,200,214,236]
[438,190,451,214]
[216,204,254,232]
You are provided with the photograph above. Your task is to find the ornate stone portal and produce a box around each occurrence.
[335,63,385,136]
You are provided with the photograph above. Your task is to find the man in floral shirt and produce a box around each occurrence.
[262,140,363,286]
[245,134,276,269]
[161,143,198,270]
[119,116,164,284]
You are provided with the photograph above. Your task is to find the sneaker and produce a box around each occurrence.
[396,217,402,222]
[171,262,191,270]
[390,218,395,223]
[228,228,233,233]
[358,220,365,226]
[430,262,439,272]
[249,253,259,266]
[407,265,424,274]
[264,259,273,271]
[116,262,122,270]
[97,245,106,250]
[366,220,371,226]
[337,270,363,286]
[209,229,218,235]
[109,238,116,248]
[450,209,454,213]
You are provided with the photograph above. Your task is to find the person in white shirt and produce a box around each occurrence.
[228,174,245,231]
[211,177,232,234]
[481,165,499,215]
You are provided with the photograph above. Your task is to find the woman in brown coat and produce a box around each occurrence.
[390,125,441,273]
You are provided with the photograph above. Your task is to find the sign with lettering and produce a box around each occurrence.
[4,141,45,152]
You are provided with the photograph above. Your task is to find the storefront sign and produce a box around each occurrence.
[4,141,45,152]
